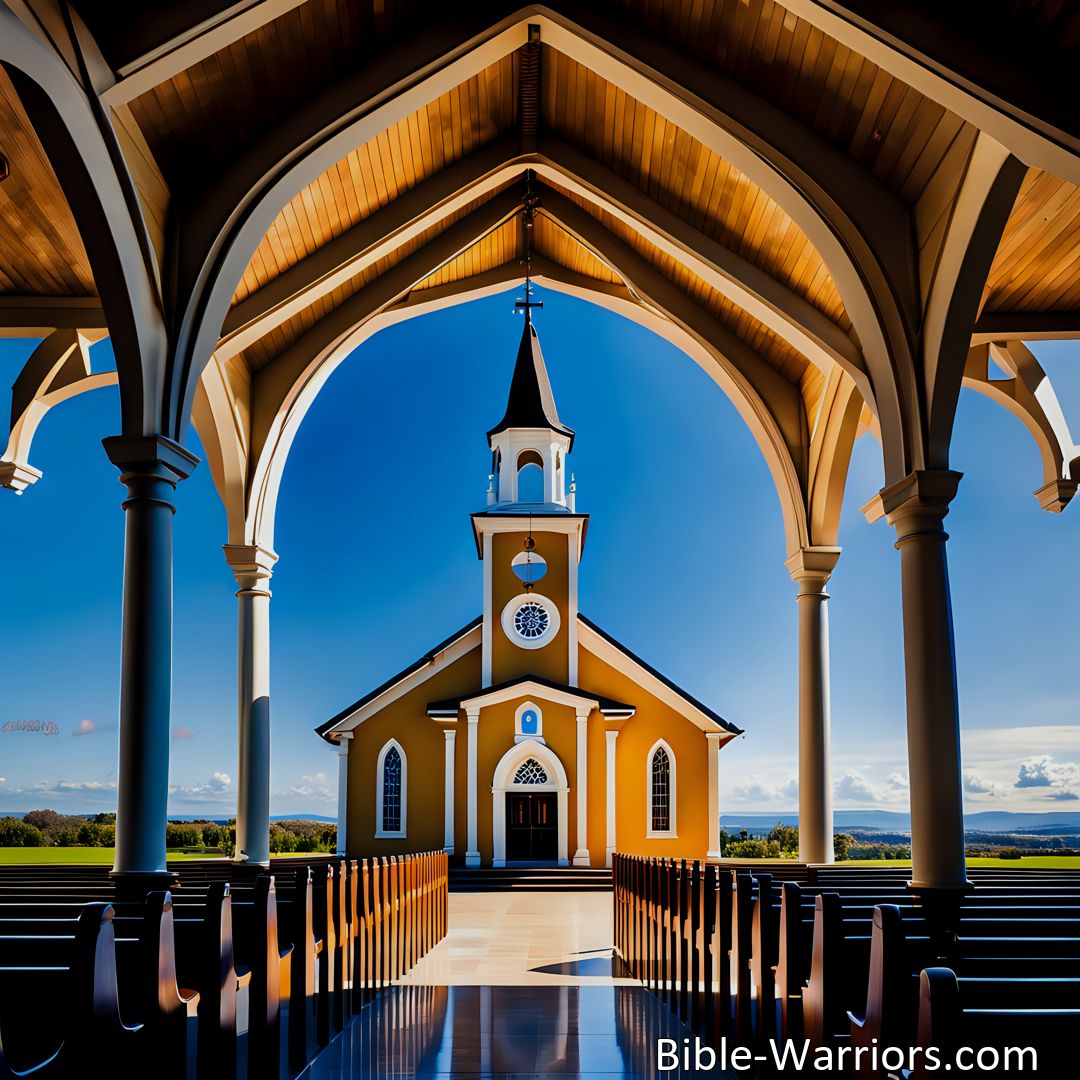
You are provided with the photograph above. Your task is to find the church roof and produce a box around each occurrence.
[486,315,575,448]
[577,615,743,736]
[315,615,481,738]
[316,612,741,740]
[426,674,635,717]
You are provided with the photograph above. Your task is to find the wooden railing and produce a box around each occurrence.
[613,853,1080,1072]
[0,850,448,1079]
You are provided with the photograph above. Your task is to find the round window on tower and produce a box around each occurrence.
[501,593,561,649]
[511,549,548,585]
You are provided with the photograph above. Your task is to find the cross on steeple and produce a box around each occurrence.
[514,283,543,318]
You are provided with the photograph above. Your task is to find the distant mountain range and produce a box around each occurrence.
[720,811,1080,835]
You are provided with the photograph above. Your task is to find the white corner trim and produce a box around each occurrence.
[324,623,482,736]
[374,738,407,839]
[645,737,677,839]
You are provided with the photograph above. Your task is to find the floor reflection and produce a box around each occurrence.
[304,984,731,1079]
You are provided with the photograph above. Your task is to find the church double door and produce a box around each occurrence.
[505,793,557,862]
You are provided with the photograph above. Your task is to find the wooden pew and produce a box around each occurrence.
[0,903,142,1077]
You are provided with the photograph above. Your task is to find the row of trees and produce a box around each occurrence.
[0,810,337,855]
[719,824,872,861]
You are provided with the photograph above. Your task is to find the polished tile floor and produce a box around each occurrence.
[303,892,732,1079]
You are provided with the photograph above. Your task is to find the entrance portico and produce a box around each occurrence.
[491,739,569,867]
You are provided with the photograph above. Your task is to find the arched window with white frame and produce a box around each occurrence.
[647,739,677,837]
[375,739,407,838]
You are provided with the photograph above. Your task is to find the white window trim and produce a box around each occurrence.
[514,700,545,743]
[375,738,407,839]
[491,739,570,867]
[501,592,561,650]
[646,738,677,839]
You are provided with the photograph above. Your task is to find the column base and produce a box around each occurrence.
[706,849,723,861]
[908,878,973,892]
[605,847,615,868]
[465,851,481,867]
[492,858,505,868]
[233,856,271,869]
[110,868,178,898]
[573,850,591,867]
[443,844,455,855]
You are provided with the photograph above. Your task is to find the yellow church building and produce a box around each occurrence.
[318,310,741,867]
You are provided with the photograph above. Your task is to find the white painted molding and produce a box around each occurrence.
[706,733,722,860]
[514,700,544,742]
[573,707,591,866]
[466,708,481,866]
[374,738,407,839]
[481,532,493,686]
[443,728,457,854]
[605,729,619,868]
[336,732,352,855]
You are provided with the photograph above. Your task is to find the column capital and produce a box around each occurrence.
[0,460,42,493]
[103,434,199,483]
[575,705,591,722]
[465,707,481,723]
[875,470,963,540]
[785,547,841,594]
[224,543,278,592]
[705,731,723,746]
[1034,477,1078,513]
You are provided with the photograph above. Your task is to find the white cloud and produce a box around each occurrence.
[834,772,879,805]
[963,769,1004,797]
[168,772,232,802]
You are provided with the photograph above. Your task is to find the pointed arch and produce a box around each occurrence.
[375,738,407,839]
[646,738,677,838]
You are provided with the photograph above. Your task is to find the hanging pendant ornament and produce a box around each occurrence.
[515,171,543,321]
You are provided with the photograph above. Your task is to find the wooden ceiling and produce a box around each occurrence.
[1,0,1077,407]
[984,170,1080,314]
[127,0,427,189]
[0,71,93,297]
[236,56,517,305]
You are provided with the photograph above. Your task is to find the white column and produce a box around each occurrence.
[465,708,480,866]
[567,532,579,686]
[706,733,723,859]
[786,547,841,865]
[225,544,278,866]
[443,728,457,854]
[573,706,591,866]
[881,471,968,889]
[605,729,618,868]
[103,435,198,885]
[481,533,493,687]
[335,733,351,855]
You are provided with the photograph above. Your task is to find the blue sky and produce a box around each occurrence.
[1,290,1078,818]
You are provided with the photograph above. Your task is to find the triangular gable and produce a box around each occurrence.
[577,614,742,736]
[317,616,481,740]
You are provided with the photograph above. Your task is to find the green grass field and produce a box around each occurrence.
[0,847,226,865]
[2,848,1078,869]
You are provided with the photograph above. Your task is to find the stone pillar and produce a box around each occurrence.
[605,728,618,868]
[573,706,591,866]
[103,435,198,884]
[443,727,457,854]
[335,733,351,856]
[785,547,841,865]
[706,732,723,859]
[881,471,968,889]
[224,544,277,866]
[465,708,480,866]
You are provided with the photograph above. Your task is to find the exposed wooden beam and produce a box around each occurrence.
[773,0,1080,184]
[219,133,857,378]
[218,135,527,359]
[101,0,310,107]
[0,296,108,336]
[972,311,1080,344]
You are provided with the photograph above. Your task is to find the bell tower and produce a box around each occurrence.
[472,302,588,690]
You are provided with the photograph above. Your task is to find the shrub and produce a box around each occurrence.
[0,818,45,847]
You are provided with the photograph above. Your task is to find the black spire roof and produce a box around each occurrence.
[487,313,575,448]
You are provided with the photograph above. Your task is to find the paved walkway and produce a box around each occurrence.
[304,891,727,1078]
